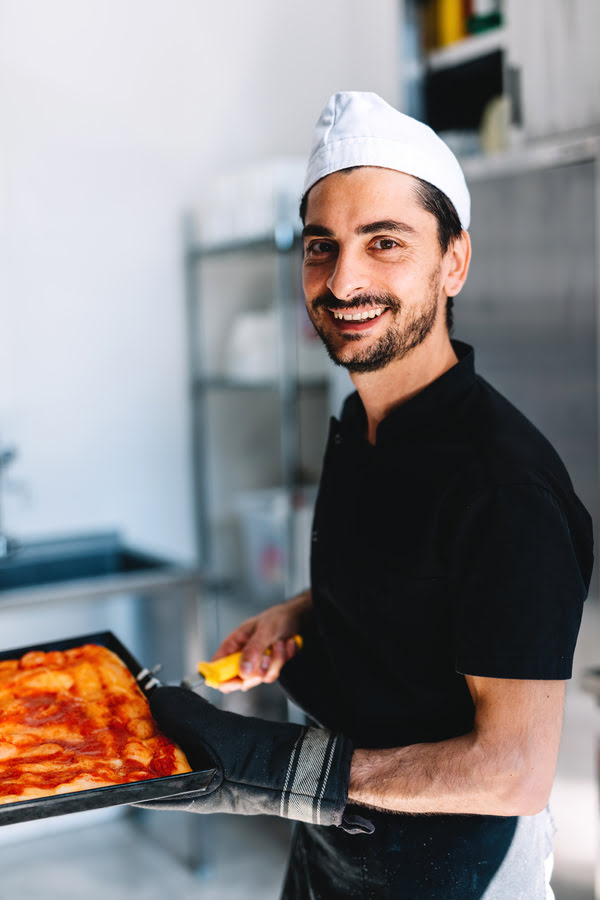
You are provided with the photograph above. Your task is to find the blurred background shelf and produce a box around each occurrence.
[426,25,506,71]
[184,203,331,613]
[192,376,328,392]
[187,232,299,260]
[404,0,600,156]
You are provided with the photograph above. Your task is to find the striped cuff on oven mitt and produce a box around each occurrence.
[136,686,372,834]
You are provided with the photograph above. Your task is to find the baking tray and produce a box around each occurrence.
[0,630,217,826]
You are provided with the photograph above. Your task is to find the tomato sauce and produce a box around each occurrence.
[0,644,190,801]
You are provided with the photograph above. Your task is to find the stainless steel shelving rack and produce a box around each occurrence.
[183,220,328,596]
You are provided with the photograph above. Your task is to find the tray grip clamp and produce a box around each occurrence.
[136,663,163,693]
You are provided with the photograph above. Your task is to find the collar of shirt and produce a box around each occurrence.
[337,339,476,445]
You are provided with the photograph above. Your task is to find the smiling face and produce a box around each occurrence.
[302,167,465,374]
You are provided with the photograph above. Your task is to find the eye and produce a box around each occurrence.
[371,238,400,251]
[305,239,337,257]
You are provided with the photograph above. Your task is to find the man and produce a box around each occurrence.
[142,93,593,898]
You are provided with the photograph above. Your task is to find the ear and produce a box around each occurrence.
[442,231,471,298]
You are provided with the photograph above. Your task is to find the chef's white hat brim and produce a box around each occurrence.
[303,92,471,231]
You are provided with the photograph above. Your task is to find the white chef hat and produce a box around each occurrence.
[303,91,471,230]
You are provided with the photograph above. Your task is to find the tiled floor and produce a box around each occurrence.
[0,601,597,900]
[0,813,291,900]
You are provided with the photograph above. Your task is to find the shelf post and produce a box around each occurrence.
[183,213,212,569]
[275,208,301,597]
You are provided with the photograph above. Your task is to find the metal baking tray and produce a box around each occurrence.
[0,630,216,826]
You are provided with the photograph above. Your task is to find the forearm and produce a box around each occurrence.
[348,732,543,817]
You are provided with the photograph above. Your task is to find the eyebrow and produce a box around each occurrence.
[302,224,335,238]
[302,219,417,239]
[356,219,417,237]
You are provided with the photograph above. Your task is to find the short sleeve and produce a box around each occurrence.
[451,483,588,679]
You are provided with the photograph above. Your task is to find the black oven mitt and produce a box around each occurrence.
[134,685,373,834]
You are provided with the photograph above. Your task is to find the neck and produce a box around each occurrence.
[350,331,459,444]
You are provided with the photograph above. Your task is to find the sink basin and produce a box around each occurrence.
[0,531,209,868]
[0,532,180,593]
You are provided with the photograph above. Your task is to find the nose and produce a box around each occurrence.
[326,248,370,301]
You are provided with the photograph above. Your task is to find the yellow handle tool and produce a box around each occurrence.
[197,635,303,689]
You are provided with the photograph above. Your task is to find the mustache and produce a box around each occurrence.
[312,291,401,312]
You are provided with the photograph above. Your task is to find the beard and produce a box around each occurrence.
[308,276,441,374]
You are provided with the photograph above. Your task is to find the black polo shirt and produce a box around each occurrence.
[281,340,593,750]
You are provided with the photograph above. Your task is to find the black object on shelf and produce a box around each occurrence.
[425,49,503,132]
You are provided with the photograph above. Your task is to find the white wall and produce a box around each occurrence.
[0,0,398,561]
[506,0,600,140]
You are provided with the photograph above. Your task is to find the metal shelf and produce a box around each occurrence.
[184,212,325,593]
[187,230,301,260]
[461,132,600,182]
[192,375,328,392]
[426,26,506,72]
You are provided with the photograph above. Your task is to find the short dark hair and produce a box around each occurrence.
[299,169,463,334]
[411,175,463,256]
[405,176,463,335]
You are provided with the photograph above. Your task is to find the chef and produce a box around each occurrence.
[143,92,593,899]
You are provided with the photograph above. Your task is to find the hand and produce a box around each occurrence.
[212,590,312,693]
[133,685,372,833]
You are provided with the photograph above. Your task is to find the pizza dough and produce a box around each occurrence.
[0,644,192,804]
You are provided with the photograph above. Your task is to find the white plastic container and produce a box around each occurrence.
[235,487,316,603]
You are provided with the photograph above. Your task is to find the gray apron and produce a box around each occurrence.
[281,805,556,899]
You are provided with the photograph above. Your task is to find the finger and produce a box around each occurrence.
[240,675,264,692]
[259,652,273,676]
[216,676,245,694]
[239,633,276,677]
[263,637,297,683]
[263,640,287,684]
[242,627,300,679]
[212,621,256,661]
[286,637,299,659]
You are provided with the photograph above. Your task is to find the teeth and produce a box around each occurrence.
[332,307,385,321]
